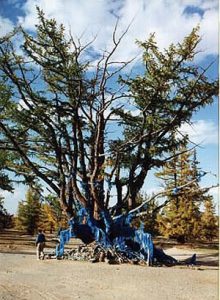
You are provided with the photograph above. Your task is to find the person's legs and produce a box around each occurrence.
[39,242,45,259]
[36,243,41,260]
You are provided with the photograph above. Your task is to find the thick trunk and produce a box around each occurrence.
[128,168,149,210]
[115,176,123,215]
[60,185,74,218]
[128,191,137,210]
[127,177,139,210]
[67,180,74,211]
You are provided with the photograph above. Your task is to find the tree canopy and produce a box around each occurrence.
[0,9,218,218]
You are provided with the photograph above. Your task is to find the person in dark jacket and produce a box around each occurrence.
[36,229,46,260]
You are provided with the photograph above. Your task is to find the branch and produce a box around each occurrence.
[127,177,202,216]
[0,121,60,195]
[135,183,219,218]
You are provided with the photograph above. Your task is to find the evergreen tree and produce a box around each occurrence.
[156,146,204,242]
[16,187,41,234]
[200,196,218,241]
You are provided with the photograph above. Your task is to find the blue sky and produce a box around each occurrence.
[0,0,218,214]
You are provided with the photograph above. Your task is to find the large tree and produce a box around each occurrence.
[0,9,218,219]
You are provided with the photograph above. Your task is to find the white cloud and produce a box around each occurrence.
[199,8,218,57]
[0,16,14,37]
[179,120,218,145]
[17,0,218,62]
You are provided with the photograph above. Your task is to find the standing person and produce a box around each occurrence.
[36,229,46,260]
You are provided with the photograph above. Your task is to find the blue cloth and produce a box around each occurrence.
[55,208,154,263]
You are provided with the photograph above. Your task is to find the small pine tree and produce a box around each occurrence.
[156,146,204,242]
[200,196,218,241]
[16,187,41,235]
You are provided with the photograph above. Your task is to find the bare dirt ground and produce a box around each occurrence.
[0,229,219,300]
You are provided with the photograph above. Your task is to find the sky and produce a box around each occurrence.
[0,0,218,214]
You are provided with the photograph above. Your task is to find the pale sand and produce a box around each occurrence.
[0,250,218,300]
[0,230,218,300]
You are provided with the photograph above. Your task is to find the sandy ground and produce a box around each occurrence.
[0,230,219,300]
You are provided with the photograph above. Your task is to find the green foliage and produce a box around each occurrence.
[0,195,12,230]
[16,188,41,234]
[0,150,13,192]
[16,190,68,234]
